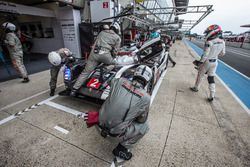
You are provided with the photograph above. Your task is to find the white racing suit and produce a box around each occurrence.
[73,30,121,90]
[99,78,151,147]
[194,37,226,98]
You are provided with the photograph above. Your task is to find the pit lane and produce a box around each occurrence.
[0,68,166,167]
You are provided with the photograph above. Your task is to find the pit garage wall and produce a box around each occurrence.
[18,15,65,54]
[19,3,82,56]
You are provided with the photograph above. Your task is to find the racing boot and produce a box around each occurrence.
[172,62,176,67]
[59,89,71,96]
[50,89,55,96]
[190,87,198,92]
[112,143,132,161]
[22,77,30,83]
[207,97,214,102]
[70,89,77,97]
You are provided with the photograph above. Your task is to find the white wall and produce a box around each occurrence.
[58,6,82,58]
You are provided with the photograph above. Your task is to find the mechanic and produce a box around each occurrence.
[70,22,121,96]
[149,29,161,39]
[190,24,226,101]
[2,22,29,83]
[48,48,73,96]
[147,30,164,57]
[84,65,152,160]
[164,35,176,67]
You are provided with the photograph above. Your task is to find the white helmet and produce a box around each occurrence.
[156,29,161,33]
[110,22,121,34]
[48,51,62,66]
[2,22,16,31]
[134,65,153,84]
[103,24,110,30]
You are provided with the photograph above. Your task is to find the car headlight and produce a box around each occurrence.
[64,68,71,80]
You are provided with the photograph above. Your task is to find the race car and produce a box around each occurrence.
[61,37,168,100]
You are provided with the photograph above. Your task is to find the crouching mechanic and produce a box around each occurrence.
[48,48,73,96]
[70,23,121,96]
[84,65,152,160]
[190,24,226,101]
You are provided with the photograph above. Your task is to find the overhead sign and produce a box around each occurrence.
[103,2,109,8]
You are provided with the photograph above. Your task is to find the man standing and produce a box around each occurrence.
[48,48,72,96]
[164,35,176,67]
[190,24,226,101]
[84,65,152,160]
[2,22,29,83]
[70,22,121,96]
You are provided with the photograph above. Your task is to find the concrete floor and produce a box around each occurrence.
[0,41,249,167]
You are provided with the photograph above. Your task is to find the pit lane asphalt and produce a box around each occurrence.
[1,41,250,167]
[0,61,167,167]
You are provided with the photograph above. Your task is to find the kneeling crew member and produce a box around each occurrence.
[99,65,152,160]
[48,48,72,96]
[84,65,152,160]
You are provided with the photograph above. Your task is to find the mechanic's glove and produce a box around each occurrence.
[84,111,99,128]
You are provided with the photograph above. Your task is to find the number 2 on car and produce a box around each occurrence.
[87,78,101,89]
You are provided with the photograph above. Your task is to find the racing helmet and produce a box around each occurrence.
[48,51,62,66]
[103,24,110,30]
[204,24,222,40]
[156,29,161,33]
[2,22,16,31]
[150,31,160,39]
[134,65,153,86]
[110,22,121,34]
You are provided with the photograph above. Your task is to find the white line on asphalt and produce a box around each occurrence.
[227,49,250,58]
[0,95,59,126]
[110,157,124,167]
[54,125,69,134]
[0,84,63,112]
[227,48,250,55]
[150,70,167,105]
[218,60,250,80]
[38,95,59,105]
[45,101,85,117]
[0,115,16,126]
[215,74,250,115]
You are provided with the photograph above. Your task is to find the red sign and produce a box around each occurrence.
[87,78,101,89]
[103,2,109,8]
